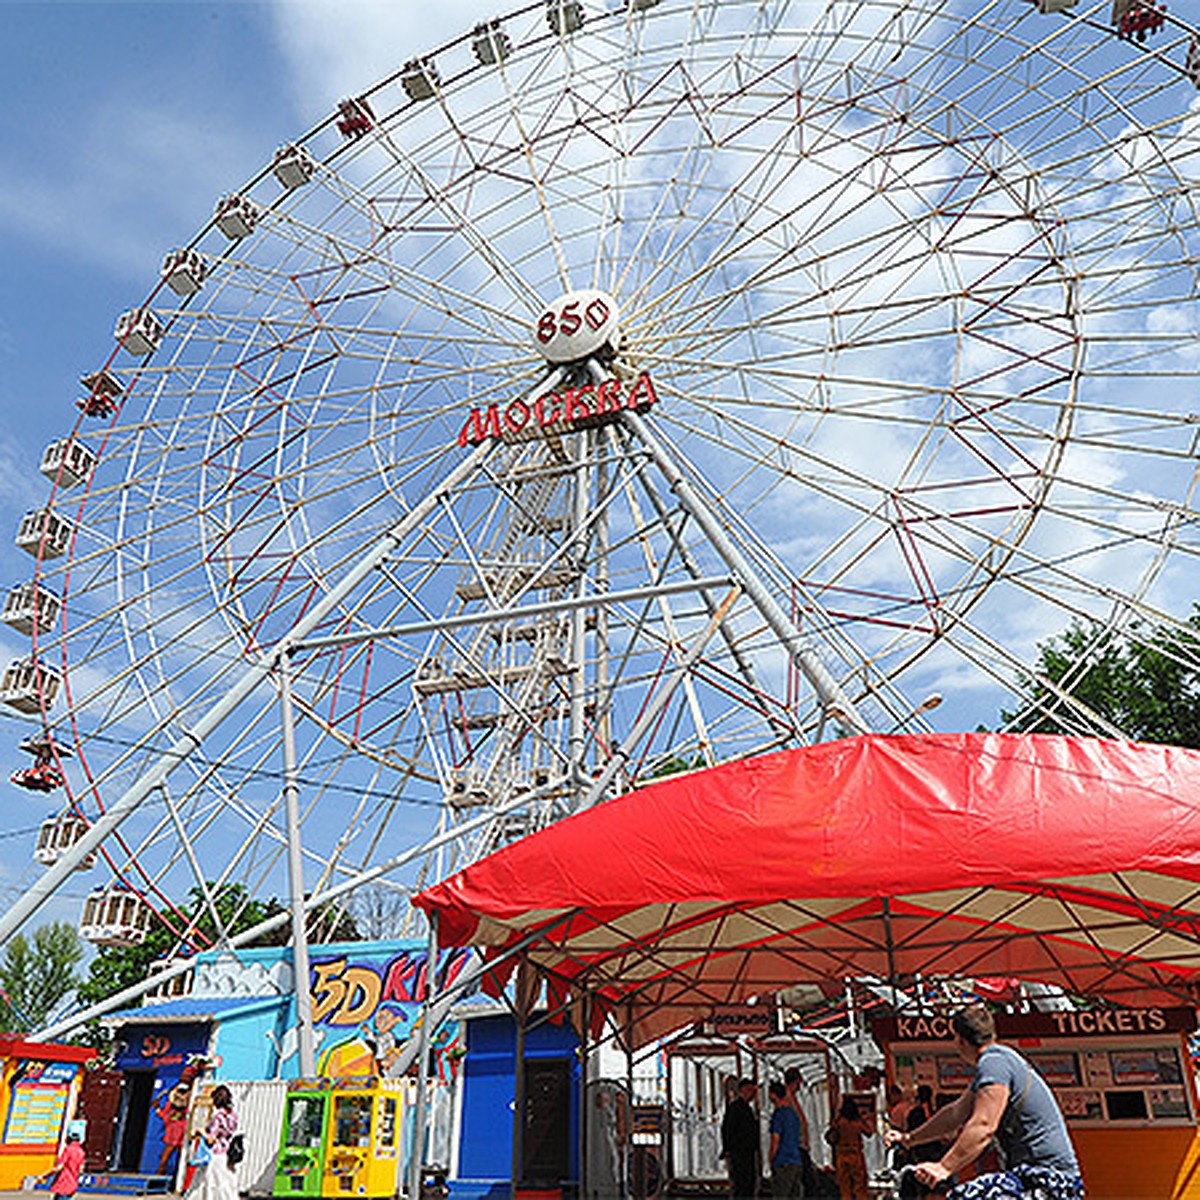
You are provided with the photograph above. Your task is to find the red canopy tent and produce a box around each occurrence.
[414,733,1200,1046]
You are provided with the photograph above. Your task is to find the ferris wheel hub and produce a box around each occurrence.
[533,288,620,363]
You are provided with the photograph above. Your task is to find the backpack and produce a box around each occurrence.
[227,1134,245,1167]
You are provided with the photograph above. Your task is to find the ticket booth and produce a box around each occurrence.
[874,1006,1200,1199]
[274,1080,332,1198]
[0,1039,95,1189]
[321,1078,404,1198]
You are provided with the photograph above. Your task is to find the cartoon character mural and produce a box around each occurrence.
[308,948,469,1079]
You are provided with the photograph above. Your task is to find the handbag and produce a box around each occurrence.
[227,1134,245,1167]
[190,1137,211,1167]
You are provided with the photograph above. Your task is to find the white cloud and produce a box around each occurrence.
[267,0,485,119]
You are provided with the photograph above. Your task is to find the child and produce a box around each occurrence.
[43,1132,85,1200]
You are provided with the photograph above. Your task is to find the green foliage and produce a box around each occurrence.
[646,751,708,779]
[0,922,84,1032]
[1003,610,1200,746]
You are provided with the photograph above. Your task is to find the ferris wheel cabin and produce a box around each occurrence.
[161,248,207,296]
[401,59,439,101]
[471,20,513,64]
[15,508,72,559]
[79,888,151,947]
[40,439,95,490]
[10,734,71,793]
[33,815,95,870]
[114,308,163,357]
[144,958,194,1003]
[214,194,259,240]
[0,658,61,714]
[271,145,315,190]
[2,582,61,636]
[77,368,123,418]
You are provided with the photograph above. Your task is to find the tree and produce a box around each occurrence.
[349,885,409,940]
[1003,609,1200,745]
[0,922,84,1032]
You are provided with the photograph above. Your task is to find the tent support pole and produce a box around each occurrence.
[511,957,528,1200]
[882,897,899,994]
[408,912,438,1200]
[580,991,591,1200]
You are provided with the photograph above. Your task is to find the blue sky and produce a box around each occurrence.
[2,0,1199,972]
[0,0,480,923]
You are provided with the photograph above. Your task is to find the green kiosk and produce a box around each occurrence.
[274,1079,333,1198]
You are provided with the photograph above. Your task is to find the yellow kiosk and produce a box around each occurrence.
[302,1077,407,1198]
[875,1006,1200,1199]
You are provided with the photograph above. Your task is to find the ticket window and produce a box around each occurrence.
[891,1038,1196,1130]
[1029,1042,1194,1127]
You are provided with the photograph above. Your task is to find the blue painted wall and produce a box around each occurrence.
[454,1014,580,1200]
[114,1022,211,1175]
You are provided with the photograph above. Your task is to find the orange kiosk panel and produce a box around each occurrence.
[0,1038,95,1189]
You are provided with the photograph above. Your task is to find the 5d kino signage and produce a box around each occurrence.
[458,371,658,448]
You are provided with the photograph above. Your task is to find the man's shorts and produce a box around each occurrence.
[948,1164,1085,1200]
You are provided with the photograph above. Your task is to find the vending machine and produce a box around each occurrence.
[320,1078,404,1198]
[274,1080,332,1199]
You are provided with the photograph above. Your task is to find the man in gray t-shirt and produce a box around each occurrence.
[884,1005,1084,1199]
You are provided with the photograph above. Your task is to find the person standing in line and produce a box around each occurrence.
[829,1096,871,1200]
[783,1067,812,1155]
[768,1081,805,1198]
[886,1005,1083,1200]
[721,1077,761,1199]
[188,1085,239,1200]
[42,1131,85,1200]
[784,1066,816,1193]
[887,1084,914,1135]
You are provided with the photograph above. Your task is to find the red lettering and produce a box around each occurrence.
[504,398,530,433]
[563,385,594,422]
[535,394,562,427]
[457,405,501,446]
[627,371,659,410]
[594,379,623,415]
[585,297,609,331]
[559,301,581,337]
[382,953,416,1002]
[536,310,557,343]
[460,373,658,451]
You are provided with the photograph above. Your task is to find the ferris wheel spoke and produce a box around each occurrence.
[9,0,1200,1005]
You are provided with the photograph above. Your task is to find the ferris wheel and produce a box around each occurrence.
[4,0,1200,1019]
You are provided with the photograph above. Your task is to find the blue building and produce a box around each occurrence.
[97,939,582,1198]
[453,1008,581,1200]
